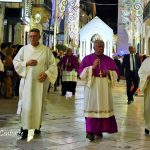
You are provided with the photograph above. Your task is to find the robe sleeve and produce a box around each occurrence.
[70,56,79,74]
[109,70,118,87]
[138,59,150,92]
[80,66,93,88]
[79,56,88,74]
[45,49,58,85]
[13,47,27,78]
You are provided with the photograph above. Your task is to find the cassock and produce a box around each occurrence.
[59,55,79,95]
[79,53,118,135]
[13,44,57,130]
[138,58,150,130]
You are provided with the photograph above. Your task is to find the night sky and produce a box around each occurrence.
[94,0,118,34]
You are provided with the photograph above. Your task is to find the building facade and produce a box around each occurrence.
[117,0,144,55]
[0,0,95,51]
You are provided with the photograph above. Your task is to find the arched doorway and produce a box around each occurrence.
[90,34,101,53]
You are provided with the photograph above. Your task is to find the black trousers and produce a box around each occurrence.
[126,71,139,101]
[61,81,77,96]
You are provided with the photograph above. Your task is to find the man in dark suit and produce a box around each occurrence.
[121,46,140,104]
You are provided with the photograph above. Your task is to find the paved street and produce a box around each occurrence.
[0,80,149,150]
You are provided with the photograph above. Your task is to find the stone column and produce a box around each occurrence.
[0,4,5,44]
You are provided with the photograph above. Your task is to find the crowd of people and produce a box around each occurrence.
[0,28,150,141]
[0,42,23,98]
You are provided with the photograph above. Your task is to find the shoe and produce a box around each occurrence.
[131,98,134,102]
[17,132,28,139]
[17,128,28,139]
[97,133,103,138]
[145,129,149,135]
[86,133,95,141]
[134,93,138,96]
[34,125,41,134]
[127,101,131,104]
[34,129,41,134]
[20,132,28,139]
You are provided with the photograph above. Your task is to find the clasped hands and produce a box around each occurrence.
[38,72,47,82]
[26,59,47,82]
[92,58,110,76]
[26,59,38,66]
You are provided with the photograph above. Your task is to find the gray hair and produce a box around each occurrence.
[94,40,104,46]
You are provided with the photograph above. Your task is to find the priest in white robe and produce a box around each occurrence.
[138,57,150,135]
[13,28,57,139]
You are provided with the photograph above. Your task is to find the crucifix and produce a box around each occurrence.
[99,58,103,77]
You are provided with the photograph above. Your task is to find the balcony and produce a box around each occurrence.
[143,1,150,21]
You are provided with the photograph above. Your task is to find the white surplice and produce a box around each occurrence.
[138,58,150,130]
[80,66,117,118]
[138,58,150,92]
[13,44,58,129]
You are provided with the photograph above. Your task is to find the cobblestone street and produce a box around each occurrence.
[0,80,149,150]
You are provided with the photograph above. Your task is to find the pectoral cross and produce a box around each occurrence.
[99,59,103,77]
[99,70,103,77]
